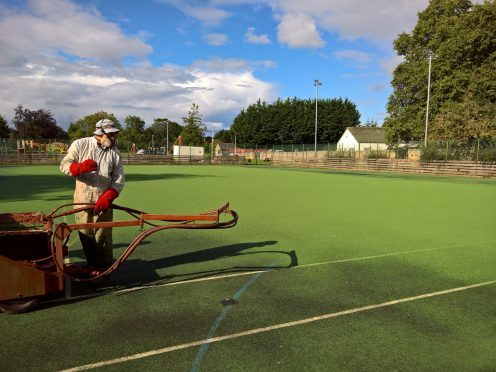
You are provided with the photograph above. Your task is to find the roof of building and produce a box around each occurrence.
[217,143,235,150]
[346,127,386,143]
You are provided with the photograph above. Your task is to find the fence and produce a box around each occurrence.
[271,157,496,178]
[0,151,246,166]
[1,138,495,177]
[0,138,70,164]
[420,140,496,163]
[125,154,245,166]
[262,140,496,163]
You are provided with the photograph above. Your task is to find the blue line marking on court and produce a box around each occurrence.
[190,266,272,372]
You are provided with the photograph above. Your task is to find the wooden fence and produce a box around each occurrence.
[0,151,65,165]
[124,155,245,165]
[1,150,494,178]
[0,151,245,166]
[272,157,496,178]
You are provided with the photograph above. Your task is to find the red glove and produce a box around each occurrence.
[69,159,98,176]
[94,188,119,214]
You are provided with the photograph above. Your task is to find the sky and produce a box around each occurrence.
[0,0,442,133]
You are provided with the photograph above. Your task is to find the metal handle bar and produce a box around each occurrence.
[50,203,238,281]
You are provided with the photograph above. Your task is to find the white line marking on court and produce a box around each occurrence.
[43,271,267,305]
[118,271,266,293]
[296,241,493,268]
[119,240,495,292]
[60,279,496,371]
[46,240,495,304]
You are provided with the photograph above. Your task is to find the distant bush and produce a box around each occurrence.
[366,150,388,159]
[478,147,496,164]
[421,141,496,162]
[396,147,409,159]
[331,149,355,158]
[420,146,442,162]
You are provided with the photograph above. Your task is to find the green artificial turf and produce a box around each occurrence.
[0,165,495,371]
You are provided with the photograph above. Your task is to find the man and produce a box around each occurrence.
[60,118,125,270]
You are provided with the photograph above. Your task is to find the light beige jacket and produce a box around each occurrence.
[60,137,125,203]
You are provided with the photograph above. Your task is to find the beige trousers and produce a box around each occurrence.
[75,208,114,269]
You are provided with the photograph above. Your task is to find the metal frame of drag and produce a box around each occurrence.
[0,203,238,314]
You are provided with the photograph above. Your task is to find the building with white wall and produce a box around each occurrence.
[337,127,388,151]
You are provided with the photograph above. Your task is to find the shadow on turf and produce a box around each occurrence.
[0,172,211,203]
[0,174,74,202]
[66,240,153,261]
[280,167,496,185]
[125,173,214,182]
[67,241,298,298]
[24,256,496,372]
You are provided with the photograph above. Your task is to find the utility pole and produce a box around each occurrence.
[166,121,169,154]
[211,128,214,159]
[424,53,432,146]
[314,79,322,153]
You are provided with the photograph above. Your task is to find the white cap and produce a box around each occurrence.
[94,119,119,135]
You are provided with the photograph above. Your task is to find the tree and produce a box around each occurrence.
[431,93,496,140]
[144,118,182,151]
[181,103,206,146]
[120,115,145,149]
[384,0,496,143]
[12,105,67,139]
[230,97,360,145]
[0,115,10,138]
[215,129,233,143]
[67,112,120,141]
[360,119,379,127]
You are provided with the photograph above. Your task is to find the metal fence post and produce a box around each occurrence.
[476,138,480,162]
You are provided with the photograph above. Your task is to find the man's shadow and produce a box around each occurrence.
[70,240,298,295]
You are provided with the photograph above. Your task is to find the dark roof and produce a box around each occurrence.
[217,143,235,149]
[347,127,386,143]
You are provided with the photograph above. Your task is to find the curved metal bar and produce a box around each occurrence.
[48,203,94,219]
[50,204,238,282]
[49,203,147,220]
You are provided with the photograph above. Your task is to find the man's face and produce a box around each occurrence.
[97,133,117,148]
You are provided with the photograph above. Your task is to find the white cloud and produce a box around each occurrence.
[156,0,231,26]
[205,121,226,132]
[277,12,324,48]
[179,0,449,44]
[203,33,229,46]
[185,6,231,26]
[367,83,388,93]
[334,49,373,66]
[180,70,275,117]
[380,54,405,75]
[191,57,276,72]
[0,0,277,130]
[0,0,151,67]
[267,0,429,42]
[0,55,277,129]
[161,0,487,45]
[244,27,271,45]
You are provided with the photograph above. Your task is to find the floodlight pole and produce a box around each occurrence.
[314,79,322,153]
[424,53,432,147]
[151,134,155,153]
[211,128,214,159]
[166,121,169,155]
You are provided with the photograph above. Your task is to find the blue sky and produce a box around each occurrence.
[0,0,440,132]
